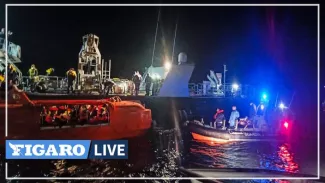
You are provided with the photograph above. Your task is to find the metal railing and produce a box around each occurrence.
[21,75,67,92]
[188,83,256,98]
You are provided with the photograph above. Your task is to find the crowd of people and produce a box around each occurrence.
[206,101,289,132]
[0,62,165,96]
[40,104,109,128]
[132,71,163,96]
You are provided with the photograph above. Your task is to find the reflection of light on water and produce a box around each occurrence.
[187,140,300,174]
[276,144,299,173]
[4,131,181,179]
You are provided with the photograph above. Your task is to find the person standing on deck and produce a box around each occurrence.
[249,102,257,128]
[104,79,115,95]
[132,71,141,96]
[66,68,76,94]
[28,64,38,88]
[229,106,240,129]
[152,78,159,96]
[145,73,152,96]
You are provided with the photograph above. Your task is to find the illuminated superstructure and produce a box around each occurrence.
[77,34,110,92]
[0,28,23,82]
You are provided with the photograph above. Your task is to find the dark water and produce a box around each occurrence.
[184,140,301,173]
[0,127,319,183]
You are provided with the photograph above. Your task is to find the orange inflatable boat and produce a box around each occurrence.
[0,87,152,144]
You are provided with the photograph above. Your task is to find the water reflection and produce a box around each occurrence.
[186,139,299,173]
[3,130,181,180]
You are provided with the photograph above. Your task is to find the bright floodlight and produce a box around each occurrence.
[262,94,267,99]
[279,103,285,109]
[284,121,289,129]
[232,83,239,90]
[260,104,265,110]
[164,61,171,70]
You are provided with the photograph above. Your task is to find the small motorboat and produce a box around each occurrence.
[186,121,287,142]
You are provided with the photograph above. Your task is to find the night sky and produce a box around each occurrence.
[3,6,318,93]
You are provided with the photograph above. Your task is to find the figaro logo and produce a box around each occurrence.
[6,140,91,159]
[9,142,85,157]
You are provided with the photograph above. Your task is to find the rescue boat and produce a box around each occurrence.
[187,121,287,142]
[0,87,152,144]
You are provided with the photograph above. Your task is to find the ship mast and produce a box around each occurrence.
[171,16,179,65]
[150,8,161,67]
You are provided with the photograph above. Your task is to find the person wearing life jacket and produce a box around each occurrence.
[66,68,76,94]
[0,73,4,89]
[46,68,55,76]
[213,108,226,129]
[28,64,38,86]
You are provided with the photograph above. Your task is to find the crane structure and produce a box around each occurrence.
[77,34,109,93]
[0,28,23,84]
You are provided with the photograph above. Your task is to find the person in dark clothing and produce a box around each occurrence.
[213,108,226,129]
[132,71,141,96]
[249,102,257,128]
[66,68,76,94]
[8,65,17,84]
[152,78,159,96]
[104,79,115,95]
[145,74,152,96]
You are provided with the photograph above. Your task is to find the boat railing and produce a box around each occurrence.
[21,75,67,91]
[188,83,256,98]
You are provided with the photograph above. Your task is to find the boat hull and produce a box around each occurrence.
[188,122,285,142]
[0,89,152,144]
[1,106,149,143]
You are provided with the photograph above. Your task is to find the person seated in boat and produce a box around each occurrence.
[89,106,99,124]
[79,105,89,125]
[69,105,79,123]
[213,108,226,129]
[89,105,96,117]
[55,105,68,127]
[62,107,71,121]
[228,106,240,130]
[45,106,58,125]
[237,116,254,129]
[100,104,109,123]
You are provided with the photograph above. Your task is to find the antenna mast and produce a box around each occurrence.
[151,8,161,67]
[171,16,179,64]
